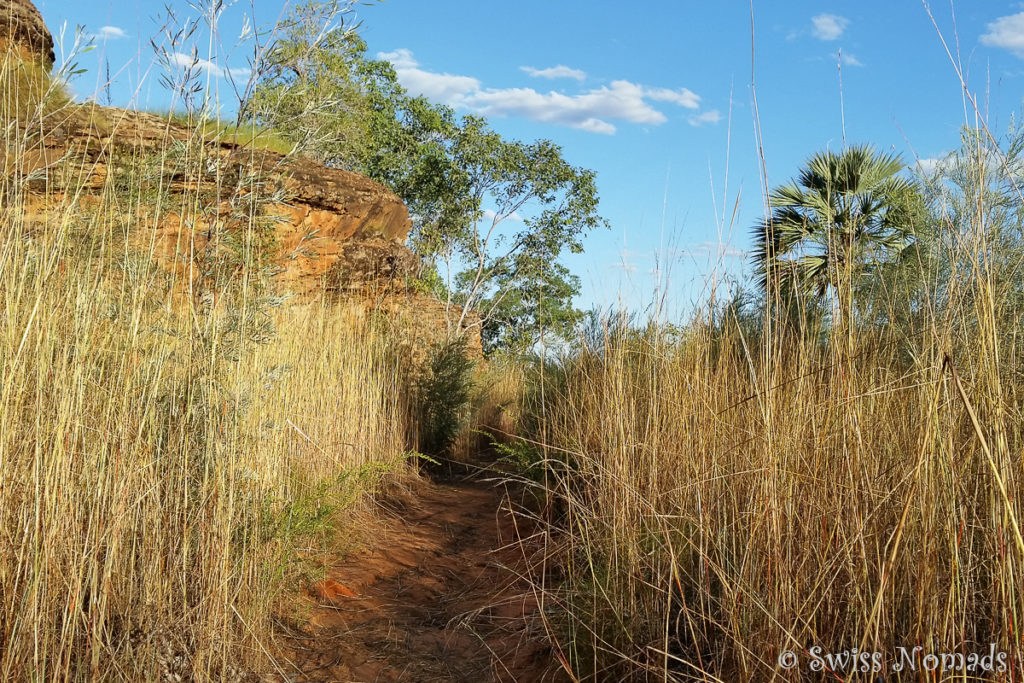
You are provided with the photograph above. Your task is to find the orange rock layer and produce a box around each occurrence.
[2,104,481,356]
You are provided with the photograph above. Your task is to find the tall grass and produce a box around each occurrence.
[0,65,412,679]
[523,136,1024,680]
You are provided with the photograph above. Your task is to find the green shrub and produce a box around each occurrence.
[414,337,475,457]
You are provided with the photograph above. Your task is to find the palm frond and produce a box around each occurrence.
[750,143,925,305]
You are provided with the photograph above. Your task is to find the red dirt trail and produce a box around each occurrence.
[268,471,568,683]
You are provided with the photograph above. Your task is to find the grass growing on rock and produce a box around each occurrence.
[0,68,415,679]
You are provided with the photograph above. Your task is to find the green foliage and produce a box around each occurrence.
[435,117,606,350]
[0,56,71,123]
[243,3,606,353]
[255,458,402,545]
[481,261,583,354]
[202,119,295,155]
[414,337,476,457]
[357,90,607,353]
[259,482,337,543]
[406,261,449,298]
[406,451,442,468]
[917,118,1024,356]
[493,440,555,482]
[751,145,928,329]
[243,1,370,166]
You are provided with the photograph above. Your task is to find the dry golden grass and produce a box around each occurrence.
[7,17,1024,683]
[0,53,70,124]
[449,357,525,462]
[521,210,1024,680]
[0,80,413,679]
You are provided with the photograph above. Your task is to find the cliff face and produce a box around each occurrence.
[0,0,54,67]
[4,104,480,356]
[11,107,411,288]
[1,0,481,357]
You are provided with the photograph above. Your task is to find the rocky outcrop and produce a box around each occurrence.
[3,101,481,355]
[273,157,412,242]
[7,105,414,291]
[2,0,481,356]
[6,107,413,296]
[0,0,54,67]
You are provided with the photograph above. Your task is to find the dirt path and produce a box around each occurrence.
[268,471,566,682]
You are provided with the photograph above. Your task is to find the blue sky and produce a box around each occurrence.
[31,0,1024,316]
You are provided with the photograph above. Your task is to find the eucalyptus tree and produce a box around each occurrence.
[242,1,374,166]
[245,1,607,353]
[437,116,606,350]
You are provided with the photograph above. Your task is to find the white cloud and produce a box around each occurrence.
[378,48,417,69]
[378,48,703,135]
[916,157,940,174]
[811,14,849,41]
[673,242,745,260]
[378,48,480,104]
[915,154,955,175]
[688,110,721,127]
[168,52,250,80]
[481,208,524,223]
[97,26,127,41]
[981,12,1024,57]
[840,52,863,67]
[711,244,746,259]
[467,81,680,133]
[577,118,617,135]
[521,65,586,81]
[644,86,701,108]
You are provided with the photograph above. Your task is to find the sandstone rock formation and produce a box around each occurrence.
[7,106,416,294]
[3,104,480,355]
[2,0,481,356]
[7,104,479,352]
[0,0,54,67]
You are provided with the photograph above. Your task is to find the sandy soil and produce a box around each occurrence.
[267,470,567,683]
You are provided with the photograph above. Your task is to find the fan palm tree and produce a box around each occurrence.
[752,145,922,328]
